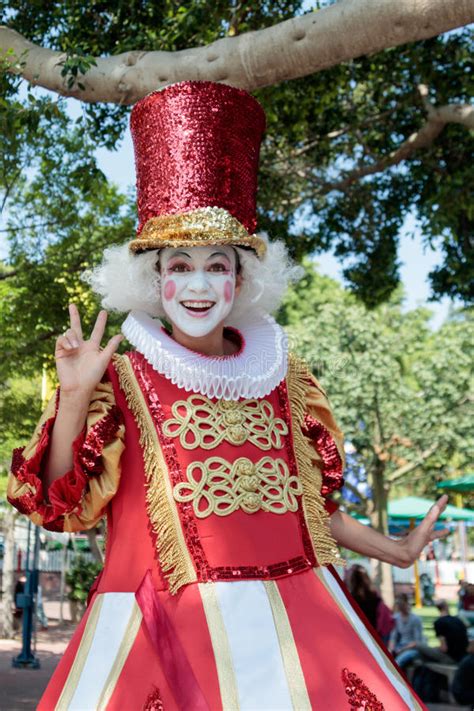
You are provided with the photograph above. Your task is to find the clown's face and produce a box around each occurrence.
[160,246,239,338]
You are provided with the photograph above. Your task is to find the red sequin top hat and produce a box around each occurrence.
[129,81,267,257]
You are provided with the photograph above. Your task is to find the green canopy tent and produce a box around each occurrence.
[388,495,474,522]
[436,475,474,493]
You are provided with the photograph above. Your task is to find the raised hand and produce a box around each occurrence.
[397,495,450,566]
[55,304,123,397]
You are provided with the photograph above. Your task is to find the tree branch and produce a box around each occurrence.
[299,88,474,194]
[388,442,439,483]
[344,479,369,504]
[1,0,473,104]
[0,268,20,280]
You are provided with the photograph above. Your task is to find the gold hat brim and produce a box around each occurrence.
[129,207,266,258]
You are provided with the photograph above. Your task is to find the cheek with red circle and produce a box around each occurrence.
[163,279,176,301]
[223,280,234,303]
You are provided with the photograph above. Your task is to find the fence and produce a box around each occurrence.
[347,558,474,585]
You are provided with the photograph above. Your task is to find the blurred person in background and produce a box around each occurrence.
[413,600,468,665]
[411,602,469,703]
[457,582,474,629]
[420,572,435,606]
[451,652,474,706]
[388,594,424,669]
[347,565,395,644]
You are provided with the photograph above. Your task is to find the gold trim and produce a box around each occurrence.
[55,594,104,711]
[174,455,302,518]
[96,601,143,710]
[129,207,266,258]
[113,354,197,594]
[163,395,288,451]
[286,353,341,566]
[264,580,312,711]
[199,583,240,710]
[314,568,423,711]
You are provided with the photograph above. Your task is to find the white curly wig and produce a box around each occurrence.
[83,234,302,324]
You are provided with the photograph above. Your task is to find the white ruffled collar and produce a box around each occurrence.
[121,310,288,400]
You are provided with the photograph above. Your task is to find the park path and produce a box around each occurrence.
[0,601,75,711]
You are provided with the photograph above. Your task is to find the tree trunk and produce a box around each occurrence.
[1,508,16,639]
[86,529,103,564]
[369,466,395,609]
[1,0,473,104]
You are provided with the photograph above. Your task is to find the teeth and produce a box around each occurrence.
[182,301,215,308]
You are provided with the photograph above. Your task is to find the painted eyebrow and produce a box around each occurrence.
[169,251,192,259]
[208,251,230,259]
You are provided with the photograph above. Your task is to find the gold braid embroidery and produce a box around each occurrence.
[286,353,341,566]
[162,395,288,450]
[113,354,197,594]
[173,456,302,518]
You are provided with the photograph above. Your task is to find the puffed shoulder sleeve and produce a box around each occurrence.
[302,371,345,515]
[7,378,125,532]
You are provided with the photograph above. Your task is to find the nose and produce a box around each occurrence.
[187,270,210,294]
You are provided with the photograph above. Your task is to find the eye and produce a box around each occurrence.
[207,262,230,273]
[168,261,191,273]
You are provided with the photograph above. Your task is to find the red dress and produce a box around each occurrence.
[8,340,424,710]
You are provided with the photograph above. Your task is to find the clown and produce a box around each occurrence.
[8,82,448,711]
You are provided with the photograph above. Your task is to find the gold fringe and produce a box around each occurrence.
[113,354,197,594]
[286,353,342,567]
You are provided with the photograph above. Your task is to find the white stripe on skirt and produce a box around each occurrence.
[215,580,294,710]
[66,593,142,711]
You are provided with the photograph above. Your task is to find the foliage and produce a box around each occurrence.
[0,377,41,477]
[0,471,7,499]
[0,2,473,305]
[280,263,474,520]
[65,555,102,603]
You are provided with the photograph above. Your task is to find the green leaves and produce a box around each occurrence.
[65,555,102,602]
[59,51,98,90]
[282,263,473,508]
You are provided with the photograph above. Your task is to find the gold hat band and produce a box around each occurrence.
[129,207,266,258]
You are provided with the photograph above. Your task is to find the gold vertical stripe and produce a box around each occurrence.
[96,602,143,710]
[114,354,197,593]
[264,581,312,711]
[314,568,423,711]
[198,583,240,711]
[286,354,341,567]
[55,594,104,711]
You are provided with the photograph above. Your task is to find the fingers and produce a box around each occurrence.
[55,329,80,354]
[425,495,449,526]
[68,303,83,341]
[100,334,124,362]
[435,494,449,513]
[64,328,80,349]
[430,528,450,542]
[90,310,108,346]
[56,335,72,354]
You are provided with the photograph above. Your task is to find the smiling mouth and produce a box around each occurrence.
[180,300,216,315]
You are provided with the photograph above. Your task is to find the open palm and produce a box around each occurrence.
[399,495,450,566]
[55,304,123,396]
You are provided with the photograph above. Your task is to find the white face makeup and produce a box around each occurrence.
[160,246,238,338]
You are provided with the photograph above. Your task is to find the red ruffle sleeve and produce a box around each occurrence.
[302,373,345,516]
[7,381,125,532]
